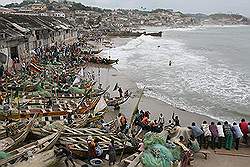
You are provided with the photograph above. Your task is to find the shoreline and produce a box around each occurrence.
[101,36,218,125]
[101,28,250,124]
[88,60,217,126]
[117,69,217,126]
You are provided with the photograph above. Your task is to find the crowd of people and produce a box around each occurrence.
[185,119,250,151]
[85,135,116,166]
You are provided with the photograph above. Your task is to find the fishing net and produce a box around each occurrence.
[68,87,85,94]
[143,132,165,149]
[141,144,173,167]
[38,90,51,97]
[141,132,181,167]
[0,151,10,159]
[169,147,181,161]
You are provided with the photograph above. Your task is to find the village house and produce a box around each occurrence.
[29,3,47,12]
[0,14,77,70]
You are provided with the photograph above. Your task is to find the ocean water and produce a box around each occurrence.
[103,25,250,122]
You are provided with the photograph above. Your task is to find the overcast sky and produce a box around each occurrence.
[1,0,250,16]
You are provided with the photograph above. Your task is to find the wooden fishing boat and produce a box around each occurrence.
[19,83,102,100]
[106,92,132,107]
[59,128,133,158]
[106,59,119,65]
[67,113,90,128]
[82,49,103,55]
[145,31,163,37]
[0,130,61,166]
[31,112,106,137]
[0,122,26,140]
[3,79,41,93]
[81,56,119,65]
[71,111,106,128]
[0,97,100,121]
[0,114,37,152]
[121,152,143,167]
[92,85,110,97]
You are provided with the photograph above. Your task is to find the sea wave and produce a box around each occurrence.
[104,31,250,122]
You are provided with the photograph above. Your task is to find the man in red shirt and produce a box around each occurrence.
[239,119,248,144]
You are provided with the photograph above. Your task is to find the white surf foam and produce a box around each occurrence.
[104,32,250,122]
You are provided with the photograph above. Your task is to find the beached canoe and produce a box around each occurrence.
[0,114,37,152]
[31,112,106,137]
[121,152,143,167]
[59,128,133,158]
[69,112,105,128]
[0,97,100,121]
[0,130,62,166]
[106,92,132,107]
[82,49,103,55]
[0,122,26,140]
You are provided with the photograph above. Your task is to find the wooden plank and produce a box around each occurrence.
[127,152,143,167]
[90,128,123,143]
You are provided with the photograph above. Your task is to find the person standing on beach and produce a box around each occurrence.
[209,122,219,149]
[216,122,225,149]
[108,138,116,166]
[239,119,248,144]
[232,122,243,150]
[172,113,180,126]
[56,144,75,167]
[87,136,96,160]
[223,121,233,150]
[190,122,204,147]
[201,121,212,149]
[158,113,165,127]
[118,87,123,98]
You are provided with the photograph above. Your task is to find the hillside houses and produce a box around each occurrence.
[0,14,77,68]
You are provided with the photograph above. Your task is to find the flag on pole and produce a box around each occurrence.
[94,96,107,113]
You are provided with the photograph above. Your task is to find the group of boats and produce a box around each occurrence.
[0,43,132,166]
